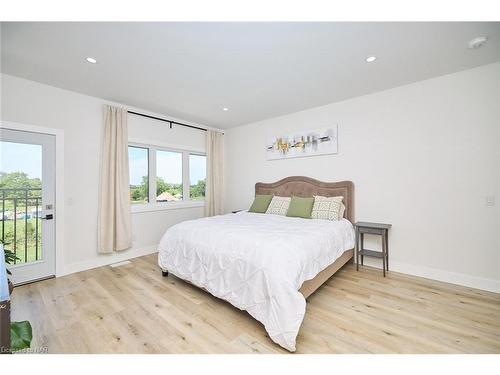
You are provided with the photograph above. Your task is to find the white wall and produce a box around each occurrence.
[225,62,500,292]
[1,73,207,275]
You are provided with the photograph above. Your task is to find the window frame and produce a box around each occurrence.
[128,141,206,213]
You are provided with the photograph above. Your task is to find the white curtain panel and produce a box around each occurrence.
[205,129,224,217]
[98,105,132,253]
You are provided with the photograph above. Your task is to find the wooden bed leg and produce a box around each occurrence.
[162,270,169,277]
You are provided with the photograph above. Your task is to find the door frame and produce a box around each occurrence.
[0,121,65,278]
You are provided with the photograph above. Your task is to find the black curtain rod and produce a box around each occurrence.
[128,110,208,132]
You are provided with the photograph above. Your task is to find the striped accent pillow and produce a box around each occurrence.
[311,196,344,221]
[339,203,346,220]
[265,196,291,216]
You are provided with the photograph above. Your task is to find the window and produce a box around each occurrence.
[127,144,205,208]
[128,146,149,204]
[156,150,183,202]
[189,154,206,200]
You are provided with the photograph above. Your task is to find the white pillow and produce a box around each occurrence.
[311,196,344,221]
[265,196,291,216]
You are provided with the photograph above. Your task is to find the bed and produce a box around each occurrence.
[157,176,355,352]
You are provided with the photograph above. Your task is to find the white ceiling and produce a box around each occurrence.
[2,22,500,128]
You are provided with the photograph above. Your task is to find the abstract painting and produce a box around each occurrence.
[266,126,338,160]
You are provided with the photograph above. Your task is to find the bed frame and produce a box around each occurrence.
[255,176,355,298]
[161,176,355,299]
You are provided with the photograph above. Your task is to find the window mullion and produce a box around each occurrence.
[183,151,190,201]
[149,147,156,204]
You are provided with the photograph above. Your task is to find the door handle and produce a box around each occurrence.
[41,214,54,220]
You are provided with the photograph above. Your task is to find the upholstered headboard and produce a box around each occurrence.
[255,176,354,223]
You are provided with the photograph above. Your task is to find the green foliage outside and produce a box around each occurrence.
[0,171,42,207]
[0,171,42,190]
[130,175,149,204]
[189,179,206,200]
[157,176,183,200]
[130,176,205,203]
[0,172,42,264]
[1,219,42,263]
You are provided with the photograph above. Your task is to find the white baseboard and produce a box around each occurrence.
[361,258,500,293]
[58,245,158,277]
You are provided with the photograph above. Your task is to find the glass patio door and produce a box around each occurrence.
[0,128,56,285]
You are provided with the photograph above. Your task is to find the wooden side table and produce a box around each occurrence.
[355,222,392,277]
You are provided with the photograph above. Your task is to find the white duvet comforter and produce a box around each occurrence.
[157,211,355,351]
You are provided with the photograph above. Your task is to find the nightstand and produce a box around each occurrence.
[355,222,392,277]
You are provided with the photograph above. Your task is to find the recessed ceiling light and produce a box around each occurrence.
[467,36,488,49]
[222,107,229,111]
[86,57,97,64]
[365,56,377,63]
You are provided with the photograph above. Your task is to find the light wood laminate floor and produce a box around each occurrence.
[11,253,500,354]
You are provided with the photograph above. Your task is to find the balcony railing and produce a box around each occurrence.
[0,188,42,264]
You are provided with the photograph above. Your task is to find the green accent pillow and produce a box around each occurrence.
[249,194,273,213]
[286,196,314,219]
